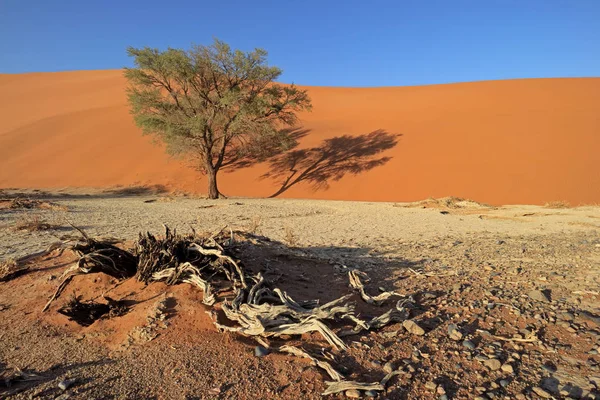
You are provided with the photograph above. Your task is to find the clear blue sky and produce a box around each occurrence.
[1,0,598,86]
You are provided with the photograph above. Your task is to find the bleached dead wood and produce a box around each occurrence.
[151,262,215,305]
[348,270,400,305]
[322,381,385,396]
[279,345,344,381]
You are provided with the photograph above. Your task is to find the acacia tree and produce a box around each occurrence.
[124,39,311,199]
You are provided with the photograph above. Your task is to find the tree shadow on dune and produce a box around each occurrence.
[261,129,401,198]
[221,127,312,171]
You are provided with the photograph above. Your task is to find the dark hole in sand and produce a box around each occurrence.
[57,295,129,326]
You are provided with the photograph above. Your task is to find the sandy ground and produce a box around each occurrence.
[1,71,599,205]
[0,192,599,399]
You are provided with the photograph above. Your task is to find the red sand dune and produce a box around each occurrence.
[0,70,599,205]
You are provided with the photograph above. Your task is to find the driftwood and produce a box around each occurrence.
[322,381,385,396]
[41,226,417,396]
[348,270,400,305]
[278,345,344,381]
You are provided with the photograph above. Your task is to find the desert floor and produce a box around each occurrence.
[0,191,599,399]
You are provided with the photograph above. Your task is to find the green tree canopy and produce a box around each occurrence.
[124,39,312,198]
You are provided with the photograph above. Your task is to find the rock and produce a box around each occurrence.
[448,324,463,341]
[528,289,551,302]
[383,361,394,374]
[558,311,574,321]
[364,390,378,397]
[425,381,437,390]
[501,363,514,374]
[532,386,552,398]
[499,379,509,388]
[58,379,76,391]
[439,395,448,400]
[484,358,502,371]
[542,362,557,373]
[403,320,425,336]
[463,340,476,350]
[254,346,269,357]
[345,389,361,398]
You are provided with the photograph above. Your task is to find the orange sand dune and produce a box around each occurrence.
[1,70,599,205]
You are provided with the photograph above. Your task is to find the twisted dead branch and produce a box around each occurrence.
[42,226,415,397]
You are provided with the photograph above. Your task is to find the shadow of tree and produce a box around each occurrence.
[261,129,401,198]
[221,127,311,171]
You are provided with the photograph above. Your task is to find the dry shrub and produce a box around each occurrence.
[8,198,67,211]
[246,216,262,234]
[284,226,298,246]
[396,196,490,209]
[0,259,18,281]
[544,200,571,209]
[13,215,59,232]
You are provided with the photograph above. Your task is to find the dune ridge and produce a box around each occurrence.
[1,70,599,205]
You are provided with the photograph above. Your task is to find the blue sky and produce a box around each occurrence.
[1,0,598,86]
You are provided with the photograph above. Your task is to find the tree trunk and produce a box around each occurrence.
[206,166,219,199]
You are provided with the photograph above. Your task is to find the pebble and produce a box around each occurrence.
[501,363,514,374]
[448,324,463,341]
[403,320,425,336]
[345,389,361,398]
[425,381,437,390]
[463,340,476,350]
[484,358,502,371]
[528,289,551,302]
[364,390,377,397]
[254,346,269,357]
[439,396,448,400]
[58,379,76,391]
[499,379,509,388]
[532,386,552,398]
[541,362,557,373]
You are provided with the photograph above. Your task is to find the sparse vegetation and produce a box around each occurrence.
[2,197,67,211]
[0,258,18,281]
[544,200,571,209]
[284,226,298,246]
[246,216,262,234]
[12,215,60,232]
[124,39,312,199]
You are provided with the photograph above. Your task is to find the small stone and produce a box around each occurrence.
[425,381,437,390]
[364,390,377,397]
[58,379,75,391]
[439,396,448,400]
[254,346,269,357]
[484,358,502,371]
[501,363,514,374]
[345,389,361,398]
[403,320,425,336]
[499,379,509,388]
[383,361,394,374]
[463,340,476,350]
[541,362,557,373]
[448,324,463,341]
[528,289,551,302]
[532,386,552,398]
